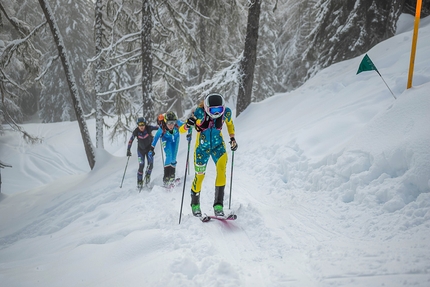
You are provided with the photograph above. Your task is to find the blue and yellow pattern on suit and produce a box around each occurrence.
[181,106,235,193]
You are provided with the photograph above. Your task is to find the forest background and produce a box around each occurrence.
[1,0,430,148]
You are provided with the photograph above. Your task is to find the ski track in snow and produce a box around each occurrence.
[1,120,429,286]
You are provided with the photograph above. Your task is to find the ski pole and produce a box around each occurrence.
[120,156,130,188]
[159,138,164,164]
[179,129,192,224]
[228,151,234,209]
[186,132,192,175]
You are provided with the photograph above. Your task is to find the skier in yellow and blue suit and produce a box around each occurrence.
[181,93,238,217]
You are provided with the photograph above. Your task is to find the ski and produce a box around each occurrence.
[164,178,181,190]
[199,213,237,222]
[191,213,211,222]
[138,183,152,193]
[137,183,143,193]
[209,213,237,221]
[139,169,151,193]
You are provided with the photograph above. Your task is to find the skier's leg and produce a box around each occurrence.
[212,147,227,215]
[145,151,153,184]
[163,165,169,185]
[190,145,209,216]
[214,152,227,187]
[190,188,201,216]
[163,143,176,184]
[213,185,225,216]
[169,165,176,182]
[137,150,145,185]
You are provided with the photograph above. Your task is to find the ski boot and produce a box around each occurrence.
[137,180,143,188]
[144,172,151,185]
[213,186,225,216]
[191,204,202,217]
[163,166,175,187]
[191,190,201,217]
[213,205,224,217]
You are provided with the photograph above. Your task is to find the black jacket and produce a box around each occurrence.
[127,125,158,153]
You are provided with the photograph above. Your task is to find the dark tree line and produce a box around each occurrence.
[3,0,425,125]
[1,0,428,168]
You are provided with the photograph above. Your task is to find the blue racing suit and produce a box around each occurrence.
[151,120,184,167]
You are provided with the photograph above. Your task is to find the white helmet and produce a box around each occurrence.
[204,93,225,119]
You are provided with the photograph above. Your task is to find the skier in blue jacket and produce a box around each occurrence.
[181,93,238,217]
[150,111,184,187]
[127,117,159,187]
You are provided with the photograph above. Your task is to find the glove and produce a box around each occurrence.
[186,117,196,128]
[127,149,132,157]
[186,133,192,142]
[229,137,238,151]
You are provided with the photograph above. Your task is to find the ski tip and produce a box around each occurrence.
[199,213,211,222]
[201,216,211,222]
[137,184,152,193]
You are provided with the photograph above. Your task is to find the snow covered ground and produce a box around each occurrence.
[1,14,429,287]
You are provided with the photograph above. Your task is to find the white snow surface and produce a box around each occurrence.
[1,15,430,287]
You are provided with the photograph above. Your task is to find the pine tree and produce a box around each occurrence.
[0,1,43,141]
[38,0,94,123]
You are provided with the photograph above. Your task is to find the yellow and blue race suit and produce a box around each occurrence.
[181,106,235,194]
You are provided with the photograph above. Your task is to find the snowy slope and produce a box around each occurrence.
[0,15,429,287]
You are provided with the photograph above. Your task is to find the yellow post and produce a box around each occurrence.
[407,0,422,89]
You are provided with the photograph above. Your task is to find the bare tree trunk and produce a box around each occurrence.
[95,0,104,149]
[38,0,95,169]
[197,0,207,83]
[237,0,261,117]
[141,0,153,121]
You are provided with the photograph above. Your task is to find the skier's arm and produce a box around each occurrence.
[151,128,162,147]
[177,120,187,134]
[127,131,136,156]
[127,132,136,150]
[181,106,202,133]
[147,125,158,136]
[224,107,235,137]
[180,115,196,133]
[224,107,237,151]
[151,125,159,132]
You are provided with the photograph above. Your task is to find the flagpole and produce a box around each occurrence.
[407,0,422,89]
[357,54,396,100]
[375,70,397,100]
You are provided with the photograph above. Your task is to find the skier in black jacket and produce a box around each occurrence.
[127,117,159,187]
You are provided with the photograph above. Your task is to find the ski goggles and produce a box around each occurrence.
[138,122,145,126]
[208,106,225,116]
[166,120,176,125]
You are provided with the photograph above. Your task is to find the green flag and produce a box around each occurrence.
[356,53,396,99]
[356,54,378,74]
